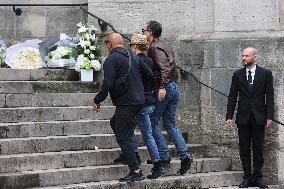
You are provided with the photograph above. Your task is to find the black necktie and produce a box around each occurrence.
[248,70,252,85]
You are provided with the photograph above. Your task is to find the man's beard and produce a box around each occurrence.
[242,60,254,67]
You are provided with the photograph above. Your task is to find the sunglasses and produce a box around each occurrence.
[142,29,149,33]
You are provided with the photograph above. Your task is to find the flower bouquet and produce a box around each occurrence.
[74,22,102,72]
[5,39,46,69]
[44,45,76,68]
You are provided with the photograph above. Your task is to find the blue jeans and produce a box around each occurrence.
[151,82,190,160]
[136,105,165,161]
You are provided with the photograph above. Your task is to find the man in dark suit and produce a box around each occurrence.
[225,47,274,188]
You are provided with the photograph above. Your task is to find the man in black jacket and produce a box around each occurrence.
[92,32,153,182]
[226,47,274,188]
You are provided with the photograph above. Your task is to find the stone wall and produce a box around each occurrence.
[87,0,284,185]
[0,0,284,185]
[0,0,88,43]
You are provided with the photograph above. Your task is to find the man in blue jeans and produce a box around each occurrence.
[130,33,168,179]
[142,20,193,175]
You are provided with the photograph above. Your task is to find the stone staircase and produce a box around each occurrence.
[0,68,250,189]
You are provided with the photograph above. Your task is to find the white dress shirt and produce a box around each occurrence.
[246,65,256,85]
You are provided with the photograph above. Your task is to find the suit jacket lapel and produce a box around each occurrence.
[240,68,250,96]
[252,65,262,92]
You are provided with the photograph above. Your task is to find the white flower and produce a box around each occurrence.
[77,22,83,28]
[85,41,91,46]
[14,48,42,69]
[79,40,87,47]
[91,59,101,71]
[84,49,90,54]
[47,46,74,60]
[76,22,101,73]
[78,26,87,33]
[84,34,91,40]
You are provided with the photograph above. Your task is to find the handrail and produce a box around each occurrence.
[79,5,284,127]
[80,6,130,41]
[0,3,88,16]
[178,66,284,126]
[0,3,88,6]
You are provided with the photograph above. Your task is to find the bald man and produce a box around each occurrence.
[92,32,153,182]
[226,47,274,188]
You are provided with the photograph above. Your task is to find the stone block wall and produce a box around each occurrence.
[0,0,284,185]
[193,36,283,184]
[0,0,88,43]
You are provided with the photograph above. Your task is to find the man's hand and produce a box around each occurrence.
[158,88,166,101]
[92,102,100,112]
[266,119,273,127]
[225,119,234,127]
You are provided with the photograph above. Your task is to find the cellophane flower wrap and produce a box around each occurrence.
[75,22,101,72]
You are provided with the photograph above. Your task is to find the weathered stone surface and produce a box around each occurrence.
[0,69,79,81]
[88,0,195,35]
[45,7,86,37]
[213,0,278,32]
[15,8,46,38]
[0,120,111,138]
[30,171,243,189]
[0,170,242,189]
[5,93,95,107]
[0,81,100,94]
[0,94,5,108]
[0,147,210,173]
[0,106,114,123]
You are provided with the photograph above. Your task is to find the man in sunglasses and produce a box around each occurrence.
[92,32,153,182]
[142,21,193,175]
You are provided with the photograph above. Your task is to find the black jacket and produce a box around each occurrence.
[137,53,157,106]
[94,47,153,106]
[226,65,274,126]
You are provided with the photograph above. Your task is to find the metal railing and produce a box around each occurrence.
[79,5,284,127]
[0,3,282,127]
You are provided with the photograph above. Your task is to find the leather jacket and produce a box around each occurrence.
[148,38,178,89]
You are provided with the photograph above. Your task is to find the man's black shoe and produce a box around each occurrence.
[147,161,166,179]
[119,170,145,182]
[253,179,268,189]
[178,156,193,175]
[113,154,127,165]
[239,179,252,188]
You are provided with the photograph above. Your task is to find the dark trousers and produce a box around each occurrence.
[238,113,265,180]
[110,105,142,172]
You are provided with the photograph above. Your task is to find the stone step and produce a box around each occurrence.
[27,171,243,189]
[0,120,112,139]
[0,106,114,123]
[0,130,205,155]
[209,186,281,189]
[0,68,79,81]
[0,81,99,94]
[0,144,208,173]
[1,93,113,108]
[0,159,233,188]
